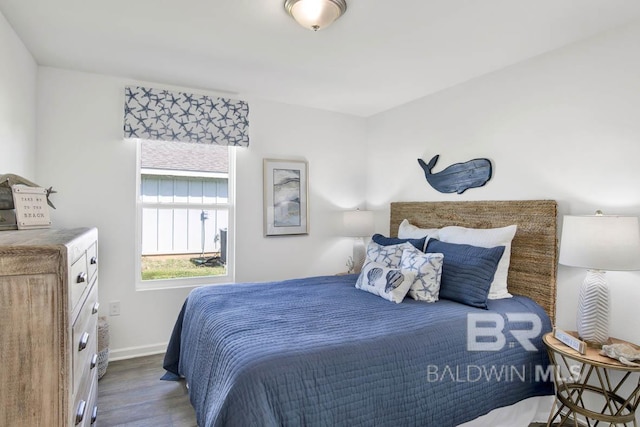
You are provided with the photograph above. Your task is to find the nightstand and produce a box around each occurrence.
[543,331,640,426]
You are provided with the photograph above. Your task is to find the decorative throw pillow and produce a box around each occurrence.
[355,261,416,303]
[398,219,440,243]
[438,225,517,299]
[372,233,426,252]
[365,240,415,269]
[425,239,505,309]
[401,248,444,302]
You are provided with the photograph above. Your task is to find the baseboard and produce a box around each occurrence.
[108,342,168,361]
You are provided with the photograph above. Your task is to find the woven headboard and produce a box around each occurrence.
[390,200,558,324]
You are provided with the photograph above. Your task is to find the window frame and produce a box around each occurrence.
[134,140,236,291]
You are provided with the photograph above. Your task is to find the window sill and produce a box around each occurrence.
[136,274,233,291]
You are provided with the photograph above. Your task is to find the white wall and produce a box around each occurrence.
[366,20,640,345]
[36,67,367,358]
[235,100,368,282]
[0,11,37,177]
[366,21,640,415]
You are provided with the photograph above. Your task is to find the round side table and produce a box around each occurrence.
[543,332,640,426]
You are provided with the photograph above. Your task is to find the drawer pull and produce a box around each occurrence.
[92,301,100,314]
[75,399,86,425]
[77,272,87,283]
[79,332,90,352]
[90,256,98,265]
[91,405,98,424]
[91,353,98,369]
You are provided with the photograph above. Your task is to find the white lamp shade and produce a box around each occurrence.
[559,214,640,271]
[343,210,374,237]
[285,0,347,31]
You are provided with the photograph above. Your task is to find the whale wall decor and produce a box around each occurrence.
[417,155,492,194]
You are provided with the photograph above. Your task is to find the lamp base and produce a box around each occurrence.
[352,237,366,273]
[576,270,610,347]
[581,339,611,349]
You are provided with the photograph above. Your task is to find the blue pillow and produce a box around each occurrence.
[425,239,505,309]
[372,233,426,251]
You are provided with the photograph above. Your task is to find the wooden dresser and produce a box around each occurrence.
[0,227,99,426]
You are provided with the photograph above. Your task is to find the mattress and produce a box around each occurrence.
[164,274,553,427]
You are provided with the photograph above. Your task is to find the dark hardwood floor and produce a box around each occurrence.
[97,354,565,427]
[97,353,197,427]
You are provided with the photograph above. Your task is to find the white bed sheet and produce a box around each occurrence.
[458,395,554,427]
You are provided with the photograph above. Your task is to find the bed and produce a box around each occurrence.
[163,200,558,427]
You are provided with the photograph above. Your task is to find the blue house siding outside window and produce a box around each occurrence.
[137,139,233,287]
[140,174,228,255]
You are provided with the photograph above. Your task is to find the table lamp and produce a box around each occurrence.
[558,212,640,347]
[343,209,374,273]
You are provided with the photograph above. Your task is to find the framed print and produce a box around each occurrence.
[263,159,309,236]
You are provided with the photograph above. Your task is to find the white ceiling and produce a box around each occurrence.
[2,0,640,117]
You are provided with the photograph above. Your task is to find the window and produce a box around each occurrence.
[136,139,234,289]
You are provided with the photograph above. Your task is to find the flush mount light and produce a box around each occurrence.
[284,0,347,31]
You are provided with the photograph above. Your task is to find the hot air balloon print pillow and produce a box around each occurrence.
[355,262,416,303]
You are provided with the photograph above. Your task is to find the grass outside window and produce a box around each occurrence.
[141,254,225,280]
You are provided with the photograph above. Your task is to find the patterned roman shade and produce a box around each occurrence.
[123,86,249,147]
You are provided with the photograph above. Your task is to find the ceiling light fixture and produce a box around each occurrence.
[284,0,347,32]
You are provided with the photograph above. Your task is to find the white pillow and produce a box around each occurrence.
[355,261,416,303]
[401,248,444,302]
[365,240,415,269]
[398,219,440,250]
[438,225,517,299]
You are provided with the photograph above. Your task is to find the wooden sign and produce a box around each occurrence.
[554,328,587,354]
[12,185,52,229]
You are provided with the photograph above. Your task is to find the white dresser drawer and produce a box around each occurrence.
[84,373,99,427]
[73,368,98,426]
[70,253,89,311]
[72,283,99,395]
[87,242,98,284]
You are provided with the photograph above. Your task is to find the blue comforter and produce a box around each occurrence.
[164,274,553,427]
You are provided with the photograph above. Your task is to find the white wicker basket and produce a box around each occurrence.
[97,316,110,379]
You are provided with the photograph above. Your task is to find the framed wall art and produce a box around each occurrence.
[263,159,308,236]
